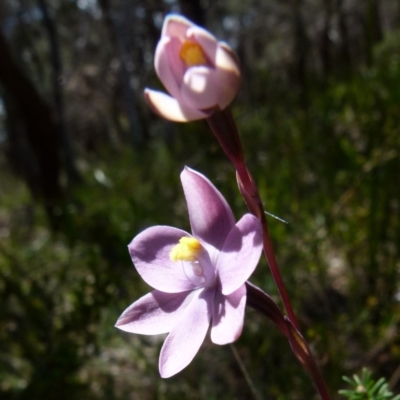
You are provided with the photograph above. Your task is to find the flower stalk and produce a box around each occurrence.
[246,282,332,400]
[206,108,299,328]
[208,108,332,400]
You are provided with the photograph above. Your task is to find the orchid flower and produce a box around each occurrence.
[145,14,241,122]
[115,167,262,378]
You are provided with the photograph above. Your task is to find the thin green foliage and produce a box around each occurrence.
[339,368,400,400]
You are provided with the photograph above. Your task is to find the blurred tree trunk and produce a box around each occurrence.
[144,0,162,50]
[98,0,145,147]
[3,92,40,197]
[337,0,351,70]
[178,0,205,26]
[37,0,81,184]
[291,0,308,89]
[369,0,383,43]
[319,0,333,77]
[365,0,383,66]
[0,31,62,221]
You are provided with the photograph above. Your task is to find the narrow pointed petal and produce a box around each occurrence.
[155,37,184,100]
[180,167,235,256]
[144,89,209,122]
[116,290,195,334]
[216,69,241,109]
[187,26,218,62]
[215,44,241,109]
[181,67,218,110]
[129,226,196,293]
[162,14,192,39]
[211,284,246,345]
[217,214,263,295]
[215,43,240,75]
[159,288,214,378]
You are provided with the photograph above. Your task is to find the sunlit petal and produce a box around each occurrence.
[116,290,195,334]
[144,89,210,122]
[129,225,196,293]
[159,288,214,377]
[180,167,235,259]
[217,214,263,295]
[211,284,246,344]
[181,67,218,110]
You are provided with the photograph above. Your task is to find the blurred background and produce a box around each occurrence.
[1,0,400,399]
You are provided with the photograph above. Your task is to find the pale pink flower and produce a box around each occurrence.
[145,14,241,122]
[115,167,262,377]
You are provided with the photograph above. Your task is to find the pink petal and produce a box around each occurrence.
[180,167,235,260]
[211,284,246,345]
[162,14,193,40]
[144,89,210,122]
[155,37,184,100]
[217,214,263,295]
[181,66,218,110]
[215,42,240,75]
[187,26,218,64]
[215,69,241,109]
[215,44,241,109]
[159,288,214,378]
[115,290,195,334]
[129,226,196,293]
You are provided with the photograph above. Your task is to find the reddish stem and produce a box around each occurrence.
[207,108,332,400]
[261,195,300,329]
[246,283,332,400]
[206,109,298,328]
[235,163,300,330]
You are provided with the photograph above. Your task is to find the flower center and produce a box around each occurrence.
[179,41,207,67]
[170,237,209,287]
[170,237,202,262]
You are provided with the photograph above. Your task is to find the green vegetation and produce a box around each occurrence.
[1,1,400,399]
[339,369,400,400]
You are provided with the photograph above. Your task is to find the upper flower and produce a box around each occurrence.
[115,167,262,378]
[144,14,241,122]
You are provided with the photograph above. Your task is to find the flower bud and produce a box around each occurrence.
[145,14,241,122]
